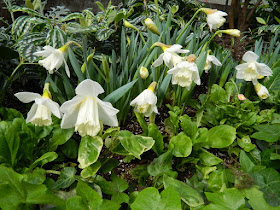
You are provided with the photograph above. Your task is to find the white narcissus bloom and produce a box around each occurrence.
[204,54,222,72]
[60,79,119,137]
[167,54,201,89]
[152,43,189,69]
[34,45,70,77]
[235,51,273,85]
[254,82,270,100]
[202,8,227,31]
[130,82,158,117]
[14,83,61,126]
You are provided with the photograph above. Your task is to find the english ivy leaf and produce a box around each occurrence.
[52,167,76,190]
[163,175,204,207]
[130,187,181,210]
[198,148,222,166]
[204,188,245,210]
[244,187,280,210]
[78,136,103,169]
[169,132,192,157]
[207,125,236,148]
[66,196,88,210]
[196,165,217,179]
[147,151,177,177]
[81,161,101,178]
[237,136,256,152]
[252,124,280,142]
[252,168,280,207]
[207,169,228,192]
[23,168,46,185]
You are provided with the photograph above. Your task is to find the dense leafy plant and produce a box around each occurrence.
[0,0,279,209]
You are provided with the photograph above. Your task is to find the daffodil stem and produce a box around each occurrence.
[66,41,82,50]
[176,8,202,43]
[0,61,24,106]
[138,31,146,44]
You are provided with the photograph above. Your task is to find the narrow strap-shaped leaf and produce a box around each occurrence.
[68,47,85,81]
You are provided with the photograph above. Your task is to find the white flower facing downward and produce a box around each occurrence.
[14,83,61,126]
[130,82,158,117]
[34,45,70,77]
[254,82,270,100]
[152,43,189,69]
[235,51,273,85]
[167,54,201,89]
[202,8,227,31]
[60,79,119,137]
[204,54,222,73]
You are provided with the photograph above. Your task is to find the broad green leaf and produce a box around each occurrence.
[60,139,78,159]
[196,165,217,179]
[53,167,77,190]
[169,132,192,157]
[131,187,181,210]
[95,28,115,41]
[147,151,177,177]
[118,131,154,159]
[148,123,164,156]
[252,168,280,207]
[81,161,101,178]
[78,136,103,169]
[32,152,58,168]
[239,150,255,173]
[95,1,105,12]
[207,169,227,192]
[204,188,245,209]
[163,175,204,207]
[180,115,198,140]
[0,166,64,209]
[209,84,227,103]
[252,124,280,142]
[198,148,222,166]
[46,27,66,48]
[207,125,236,148]
[103,79,138,104]
[23,168,46,185]
[0,108,23,121]
[99,158,119,173]
[244,187,280,210]
[50,126,74,150]
[237,136,256,152]
[134,112,148,135]
[66,196,88,210]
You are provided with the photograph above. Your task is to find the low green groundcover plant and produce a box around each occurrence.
[0,0,280,209]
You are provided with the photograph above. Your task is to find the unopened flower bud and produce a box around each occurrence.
[254,82,270,100]
[124,20,138,31]
[238,94,246,101]
[221,29,241,37]
[145,18,160,36]
[140,67,149,79]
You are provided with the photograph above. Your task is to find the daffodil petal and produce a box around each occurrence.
[97,98,119,127]
[26,103,38,123]
[208,55,222,66]
[60,95,83,115]
[243,51,259,62]
[61,111,79,129]
[256,63,273,76]
[38,98,61,119]
[64,59,70,78]
[14,92,41,103]
[75,79,104,97]
[152,53,164,67]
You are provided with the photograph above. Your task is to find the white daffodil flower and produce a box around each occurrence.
[152,43,189,69]
[130,82,158,117]
[204,54,222,73]
[60,79,119,137]
[14,83,61,126]
[235,51,273,85]
[254,82,270,100]
[34,45,70,77]
[167,54,200,89]
[139,66,149,80]
[202,8,227,31]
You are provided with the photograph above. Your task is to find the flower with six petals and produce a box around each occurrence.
[60,79,119,137]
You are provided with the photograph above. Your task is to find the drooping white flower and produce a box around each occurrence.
[235,51,273,85]
[204,54,222,72]
[202,8,227,31]
[254,82,270,100]
[34,45,70,77]
[130,82,158,117]
[14,83,61,126]
[221,29,241,37]
[60,79,119,137]
[167,54,200,89]
[152,43,189,69]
